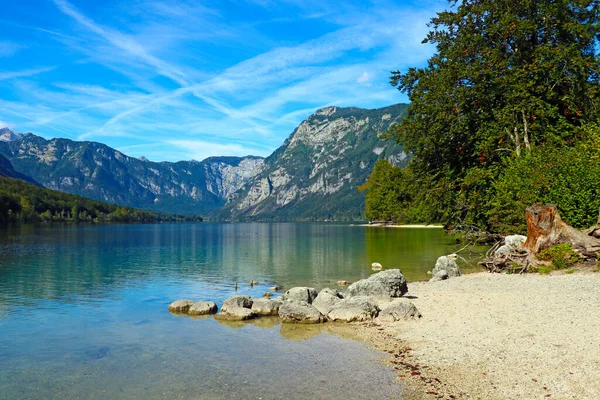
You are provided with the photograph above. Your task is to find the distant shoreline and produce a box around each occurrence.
[350,271,600,399]
[356,223,444,228]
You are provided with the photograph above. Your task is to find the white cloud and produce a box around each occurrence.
[2,0,446,161]
[0,67,55,81]
[0,41,22,58]
[166,139,271,161]
[357,71,372,86]
[52,0,189,86]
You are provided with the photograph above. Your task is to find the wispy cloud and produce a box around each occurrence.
[1,0,446,161]
[0,67,55,81]
[52,0,189,86]
[166,139,271,161]
[0,41,23,58]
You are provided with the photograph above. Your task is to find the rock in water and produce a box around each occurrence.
[168,299,195,313]
[345,269,408,300]
[328,296,380,322]
[377,299,421,322]
[221,295,253,312]
[319,288,344,299]
[188,301,218,315]
[312,292,343,315]
[336,280,350,286]
[494,234,527,256]
[279,301,325,324]
[371,262,383,271]
[429,256,461,282]
[251,298,282,316]
[214,307,257,321]
[284,287,319,304]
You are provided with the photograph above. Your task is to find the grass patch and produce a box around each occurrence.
[536,265,555,275]
[565,269,576,274]
[536,243,583,270]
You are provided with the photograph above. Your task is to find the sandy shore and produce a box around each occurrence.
[356,224,444,228]
[353,272,600,399]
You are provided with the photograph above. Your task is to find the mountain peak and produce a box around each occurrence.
[314,106,338,117]
[0,128,23,142]
[138,156,149,162]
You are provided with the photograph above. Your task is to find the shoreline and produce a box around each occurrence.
[356,223,444,228]
[349,271,600,399]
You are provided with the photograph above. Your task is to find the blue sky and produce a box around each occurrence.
[0,0,446,162]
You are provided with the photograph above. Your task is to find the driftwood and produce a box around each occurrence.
[523,204,600,256]
[481,204,600,273]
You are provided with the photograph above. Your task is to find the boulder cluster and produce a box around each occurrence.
[168,269,422,324]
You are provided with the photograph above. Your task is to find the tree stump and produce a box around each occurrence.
[582,208,600,239]
[523,203,600,255]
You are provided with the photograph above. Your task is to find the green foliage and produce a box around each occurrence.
[360,160,440,223]
[536,243,583,270]
[374,0,600,231]
[489,140,600,232]
[0,176,203,224]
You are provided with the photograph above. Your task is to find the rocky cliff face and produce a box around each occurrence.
[0,134,264,214]
[0,128,23,142]
[219,104,408,220]
[0,103,408,219]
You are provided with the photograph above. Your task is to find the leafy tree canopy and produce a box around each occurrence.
[377,0,600,230]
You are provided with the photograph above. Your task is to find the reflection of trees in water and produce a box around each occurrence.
[217,223,369,288]
[0,224,487,308]
[365,227,488,281]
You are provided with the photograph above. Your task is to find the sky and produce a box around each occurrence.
[0,0,447,162]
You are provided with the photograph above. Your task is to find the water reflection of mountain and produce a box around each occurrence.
[0,223,483,308]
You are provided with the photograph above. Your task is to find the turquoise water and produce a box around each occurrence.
[0,223,485,399]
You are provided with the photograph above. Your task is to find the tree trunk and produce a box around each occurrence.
[523,203,600,255]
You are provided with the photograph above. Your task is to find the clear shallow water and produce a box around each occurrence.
[0,223,485,399]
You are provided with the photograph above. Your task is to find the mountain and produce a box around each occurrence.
[218,104,409,221]
[0,153,38,184]
[0,134,264,215]
[0,128,23,142]
[0,103,408,219]
[0,175,202,224]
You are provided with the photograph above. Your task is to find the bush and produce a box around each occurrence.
[489,139,600,233]
[536,243,583,270]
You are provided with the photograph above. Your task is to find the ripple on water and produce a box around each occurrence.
[0,223,487,399]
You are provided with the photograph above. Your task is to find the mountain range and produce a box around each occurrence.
[0,104,408,220]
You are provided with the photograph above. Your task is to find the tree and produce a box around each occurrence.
[386,0,600,228]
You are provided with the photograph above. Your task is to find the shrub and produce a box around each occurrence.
[536,243,583,270]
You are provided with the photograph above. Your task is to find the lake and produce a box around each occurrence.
[0,223,485,399]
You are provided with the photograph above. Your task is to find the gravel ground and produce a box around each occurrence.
[354,272,600,399]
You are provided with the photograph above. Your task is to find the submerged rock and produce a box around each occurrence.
[345,269,408,300]
[336,280,350,286]
[188,301,218,315]
[284,287,319,304]
[214,307,257,321]
[251,298,282,316]
[328,296,380,322]
[377,299,421,322]
[168,299,195,313]
[279,301,325,324]
[429,256,461,282]
[312,292,343,315]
